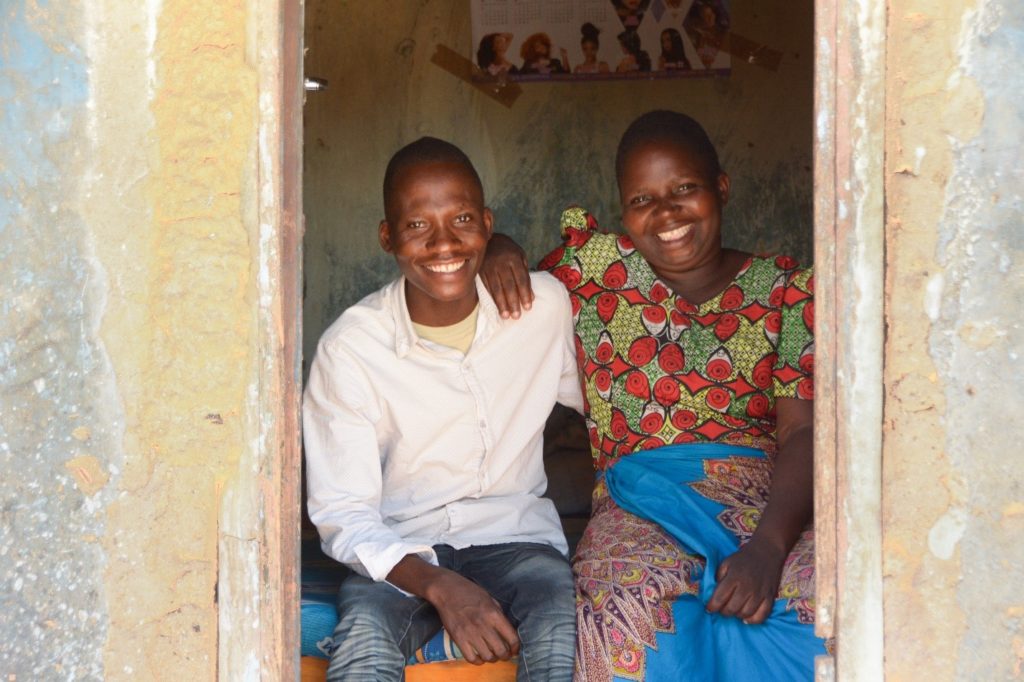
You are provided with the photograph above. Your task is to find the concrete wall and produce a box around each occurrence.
[4,0,1023,680]
[882,0,1024,679]
[0,1,287,679]
[302,0,816,367]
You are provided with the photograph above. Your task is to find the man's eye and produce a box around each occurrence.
[675,183,698,194]
[629,194,650,206]
[454,214,472,224]
[408,220,426,229]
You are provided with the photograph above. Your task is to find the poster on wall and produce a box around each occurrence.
[471,0,731,82]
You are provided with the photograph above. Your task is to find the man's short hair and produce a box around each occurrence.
[383,137,483,222]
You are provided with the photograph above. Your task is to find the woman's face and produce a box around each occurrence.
[701,5,716,27]
[618,139,729,280]
[661,31,673,51]
[582,39,598,60]
[494,35,508,55]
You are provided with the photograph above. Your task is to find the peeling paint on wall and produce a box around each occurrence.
[884,0,1024,678]
[1,3,118,679]
[935,1,1024,677]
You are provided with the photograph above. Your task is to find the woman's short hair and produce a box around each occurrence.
[615,110,722,181]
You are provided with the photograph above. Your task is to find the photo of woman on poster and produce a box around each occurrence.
[476,32,517,76]
[615,28,651,73]
[658,28,692,70]
[574,23,610,74]
[612,0,651,29]
[519,32,569,74]
[684,0,731,69]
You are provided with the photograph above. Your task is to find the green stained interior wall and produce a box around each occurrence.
[302,0,814,366]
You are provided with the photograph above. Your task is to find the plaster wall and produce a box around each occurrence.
[883,0,1024,678]
[302,0,815,365]
[1,1,271,679]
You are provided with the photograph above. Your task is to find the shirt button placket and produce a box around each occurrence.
[461,361,490,491]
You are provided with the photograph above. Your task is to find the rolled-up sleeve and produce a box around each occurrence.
[303,339,436,582]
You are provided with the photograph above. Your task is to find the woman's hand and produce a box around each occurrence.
[480,233,534,319]
[706,537,787,624]
[706,397,815,624]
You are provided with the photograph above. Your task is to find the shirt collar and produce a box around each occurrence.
[390,275,501,358]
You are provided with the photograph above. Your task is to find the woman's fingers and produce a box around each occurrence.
[493,260,534,319]
[743,598,774,625]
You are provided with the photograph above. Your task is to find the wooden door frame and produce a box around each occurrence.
[218,1,304,680]
[241,0,890,678]
[813,0,886,679]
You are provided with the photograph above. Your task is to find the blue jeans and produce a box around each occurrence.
[326,542,575,682]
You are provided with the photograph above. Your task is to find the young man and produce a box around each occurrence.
[303,137,582,681]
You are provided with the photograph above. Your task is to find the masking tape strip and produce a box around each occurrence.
[722,32,784,71]
[431,44,523,108]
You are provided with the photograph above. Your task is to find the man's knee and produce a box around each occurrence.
[505,550,575,642]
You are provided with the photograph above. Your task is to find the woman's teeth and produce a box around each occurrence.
[657,224,693,242]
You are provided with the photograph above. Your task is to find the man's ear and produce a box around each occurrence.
[716,172,731,206]
[482,207,494,240]
[379,220,393,253]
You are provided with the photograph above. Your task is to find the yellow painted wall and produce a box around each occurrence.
[93,3,258,677]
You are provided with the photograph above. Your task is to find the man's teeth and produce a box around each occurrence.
[657,225,693,242]
[426,260,466,273]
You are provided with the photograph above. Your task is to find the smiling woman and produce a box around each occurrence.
[482,110,825,680]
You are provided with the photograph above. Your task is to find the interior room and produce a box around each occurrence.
[298,0,813,678]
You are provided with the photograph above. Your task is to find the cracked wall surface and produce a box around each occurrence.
[302,0,816,370]
[883,0,1024,678]
[1,1,262,680]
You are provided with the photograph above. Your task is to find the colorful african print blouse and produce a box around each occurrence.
[539,208,814,470]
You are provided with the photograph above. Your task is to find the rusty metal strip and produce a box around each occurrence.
[276,0,304,677]
[430,44,523,108]
[813,0,839,654]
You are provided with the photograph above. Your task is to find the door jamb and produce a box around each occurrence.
[813,0,886,679]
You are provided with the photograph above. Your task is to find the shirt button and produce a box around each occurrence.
[479,420,486,428]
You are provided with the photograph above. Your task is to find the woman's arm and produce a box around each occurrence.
[705,397,814,624]
[480,233,535,318]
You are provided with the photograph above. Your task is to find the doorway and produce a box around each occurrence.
[259,0,888,679]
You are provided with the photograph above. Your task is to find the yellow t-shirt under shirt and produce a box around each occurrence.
[411,305,479,355]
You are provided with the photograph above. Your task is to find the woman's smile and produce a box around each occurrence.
[656,223,695,242]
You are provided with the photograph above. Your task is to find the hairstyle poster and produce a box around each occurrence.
[471,0,731,82]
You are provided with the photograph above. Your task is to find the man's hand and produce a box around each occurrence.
[387,555,519,664]
[423,570,520,664]
[705,538,786,625]
[480,233,534,319]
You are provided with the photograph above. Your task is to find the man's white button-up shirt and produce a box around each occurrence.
[303,272,583,583]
